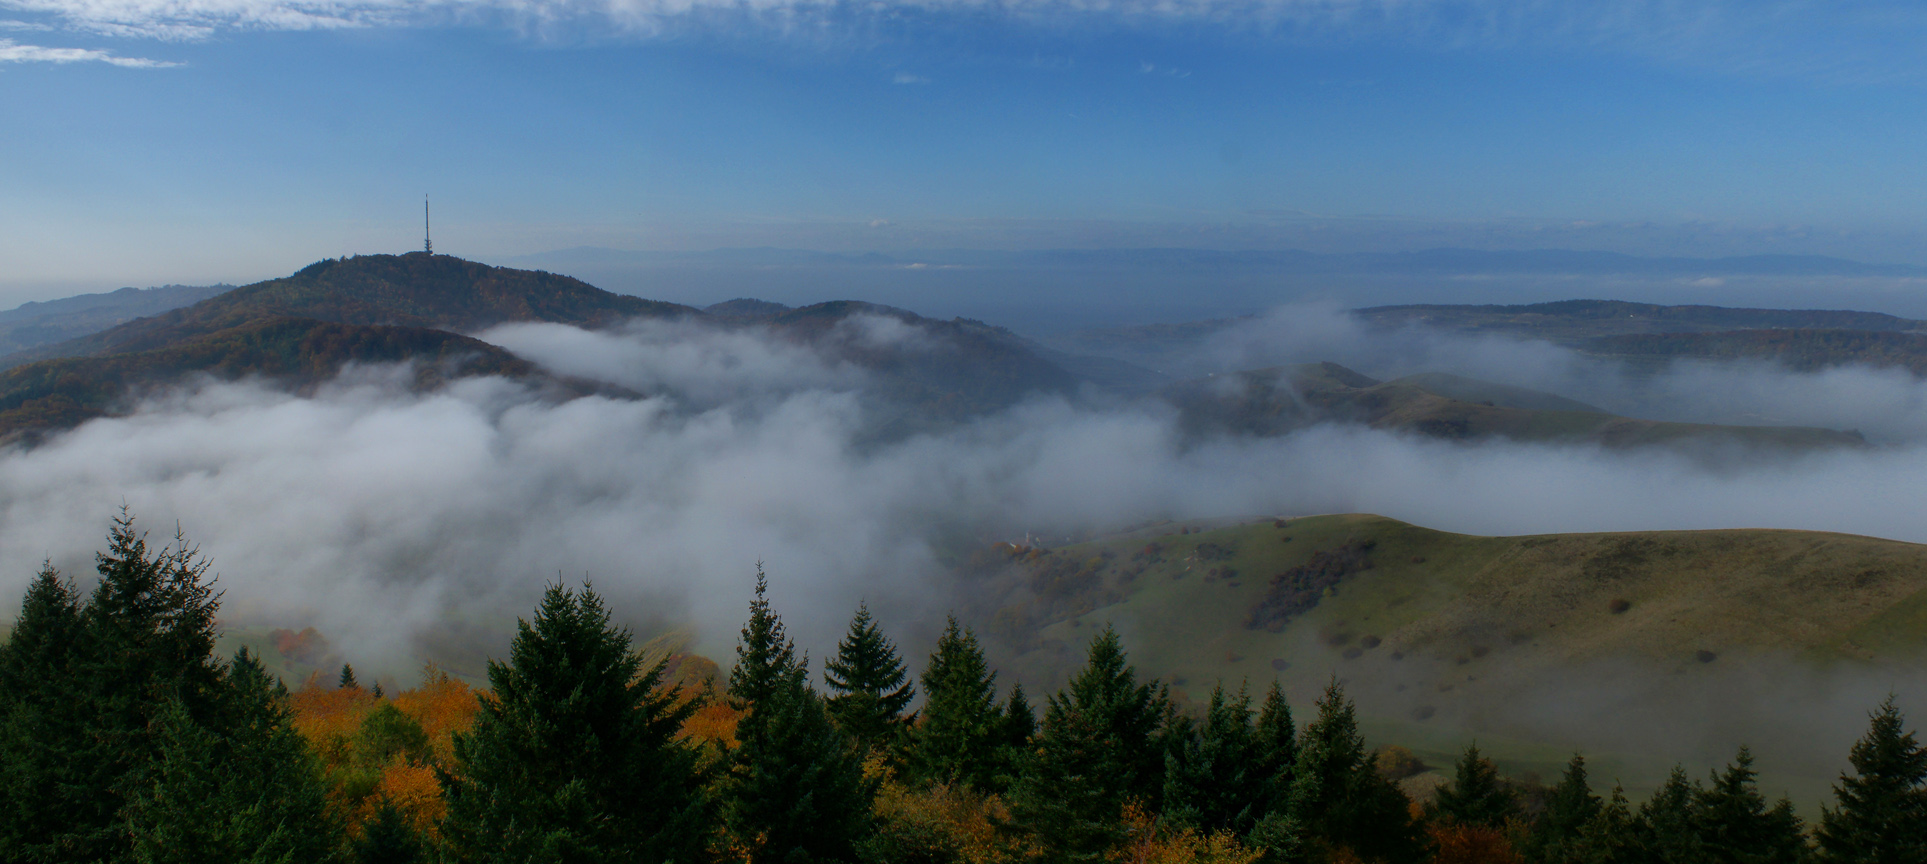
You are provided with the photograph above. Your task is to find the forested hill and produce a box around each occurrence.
[0,256,1091,443]
[1,252,697,369]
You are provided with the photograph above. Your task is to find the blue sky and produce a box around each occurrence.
[3,0,1926,298]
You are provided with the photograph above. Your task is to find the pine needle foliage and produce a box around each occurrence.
[1817,697,1927,863]
[0,563,87,861]
[1286,679,1425,864]
[1164,683,1271,837]
[0,512,226,862]
[1523,754,1601,863]
[824,603,915,754]
[906,616,1005,790]
[1427,743,1519,829]
[1005,625,1170,863]
[723,568,877,862]
[440,582,712,864]
[125,649,340,864]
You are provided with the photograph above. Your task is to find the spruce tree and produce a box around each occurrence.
[729,563,797,710]
[1816,697,1927,863]
[1164,682,1269,836]
[1428,743,1520,829]
[823,602,914,755]
[352,799,426,864]
[439,583,712,864]
[339,664,359,690]
[1568,785,1635,864]
[994,683,1037,789]
[125,649,340,864]
[1526,754,1602,864]
[1693,747,1810,864]
[1286,679,1424,864]
[0,563,87,861]
[3,513,227,862]
[1253,680,1298,817]
[723,570,876,862]
[905,616,1004,789]
[1632,767,1703,864]
[1005,626,1169,862]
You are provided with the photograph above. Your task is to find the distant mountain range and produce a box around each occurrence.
[507,245,1927,278]
[0,255,1908,450]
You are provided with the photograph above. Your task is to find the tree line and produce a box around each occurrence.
[2,515,1925,863]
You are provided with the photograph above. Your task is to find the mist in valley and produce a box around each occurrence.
[5,305,1927,802]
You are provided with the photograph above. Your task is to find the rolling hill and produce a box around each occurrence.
[1162,362,1864,451]
[961,513,1927,802]
[0,256,1097,442]
[1581,328,1927,375]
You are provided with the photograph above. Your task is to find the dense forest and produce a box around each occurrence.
[2,516,1924,863]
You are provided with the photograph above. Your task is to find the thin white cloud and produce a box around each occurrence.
[891,71,928,84]
[0,36,175,65]
[1,0,1922,83]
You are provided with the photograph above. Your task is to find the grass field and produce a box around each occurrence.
[972,514,1927,807]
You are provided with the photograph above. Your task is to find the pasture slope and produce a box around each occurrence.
[971,514,1927,806]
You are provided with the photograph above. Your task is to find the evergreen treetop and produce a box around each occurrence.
[1427,742,1519,829]
[1817,696,1927,863]
[1163,682,1269,836]
[728,563,802,710]
[439,582,712,863]
[1525,753,1603,863]
[823,602,915,752]
[906,615,1003,789]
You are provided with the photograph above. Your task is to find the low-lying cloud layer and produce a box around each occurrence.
[5,312,1927,797]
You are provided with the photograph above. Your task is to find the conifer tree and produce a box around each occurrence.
[439,583,712,864]
[339,664,359,689]
[905,615,1004,789]
[1525,754,1602,864]
[1164,682,1269,836]
[1567,785,1634,864]
[729,563,798,710]
[823,602,914,755]
[0,563,86,861]
[2,514,227,862]
[994,683,1037,789]
[1693,747,1810,864]
[1253,681,1298,815]
[1286,679,1425,864]
[723,570,876,862]
[1632,767,1703,864]
[125,649,340,864]
[1428,743,1520,829]
[1006,626,1170,862]
[353,799,426,864]
[1817,697,1927,863]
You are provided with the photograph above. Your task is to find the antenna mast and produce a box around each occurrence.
[424,195,433,255]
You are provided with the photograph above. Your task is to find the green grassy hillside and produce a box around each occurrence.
[965,514,1927,801]
[1164,362,1863,450]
